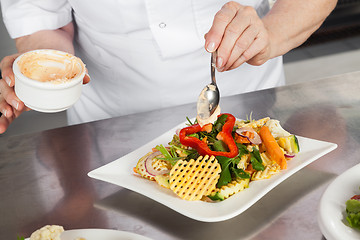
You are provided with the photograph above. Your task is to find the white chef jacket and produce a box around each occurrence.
[1,0,284,125]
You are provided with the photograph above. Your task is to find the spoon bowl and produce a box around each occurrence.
[197,51,220,120]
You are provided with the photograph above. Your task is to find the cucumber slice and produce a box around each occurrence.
[291,135,300,154]
[278,135,300,154]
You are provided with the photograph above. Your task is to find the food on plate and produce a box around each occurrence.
[345,189,360,230]
[134,113,300,201]
[28,225,87,240]
[169,155,221,201]
[29,225,64,240]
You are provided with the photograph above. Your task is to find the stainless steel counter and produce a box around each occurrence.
[1,71,360,240]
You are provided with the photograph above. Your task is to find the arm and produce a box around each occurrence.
[15,22,75,54]
[205,0,337,71]
[263,0,337,58]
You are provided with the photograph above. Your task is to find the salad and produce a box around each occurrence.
[346,189,360,230]
[134,113,300,201]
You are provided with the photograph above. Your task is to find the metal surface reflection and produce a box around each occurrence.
[1,71,360,240]
[33,125,107,229]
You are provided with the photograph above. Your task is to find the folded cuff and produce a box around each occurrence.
[3,11,72,39]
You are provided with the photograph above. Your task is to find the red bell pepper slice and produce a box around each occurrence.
[179,113,239,158]
[351,194,360,201]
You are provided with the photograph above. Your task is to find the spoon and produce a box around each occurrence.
[197,51,220,120]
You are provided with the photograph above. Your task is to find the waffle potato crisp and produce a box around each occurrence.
[169,155,221,201]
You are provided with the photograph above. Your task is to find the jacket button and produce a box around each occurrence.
[159,22,166,28]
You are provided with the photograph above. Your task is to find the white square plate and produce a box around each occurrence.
[88,121,337,222]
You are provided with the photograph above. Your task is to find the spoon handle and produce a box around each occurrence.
[211,51,217,85]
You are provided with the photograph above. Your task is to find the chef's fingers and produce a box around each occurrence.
[221,23,259,71]
[0,107,24,134]
[0,94,15,134]
[234,28,271,69]
[0,54,18,88]
[0,78,24,112]
[229,35,270,70]
[0,93,13,119]
[245,42,270,67]
[0,87,30,134]
[83,68,90,85]
[204,2,240,53]
[0,113,11,134]
[217,6,260,70]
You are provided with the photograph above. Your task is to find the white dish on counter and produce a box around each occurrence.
[88,120,337,222]
[318,163,360,240]
[25,228,152,240]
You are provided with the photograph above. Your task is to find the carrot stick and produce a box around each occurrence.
[259,125,287,169]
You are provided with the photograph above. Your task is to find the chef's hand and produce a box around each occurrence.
[0,53,27,133]
[0,53,91,134]
[205,1,271,71]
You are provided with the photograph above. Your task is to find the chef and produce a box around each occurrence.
[0,0,337,133]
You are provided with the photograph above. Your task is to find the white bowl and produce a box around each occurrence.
[13,49,85,113]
